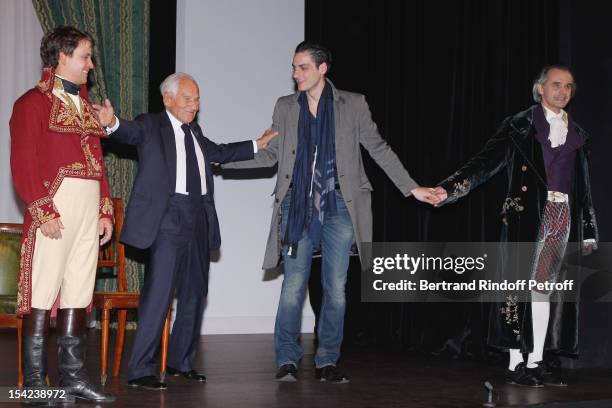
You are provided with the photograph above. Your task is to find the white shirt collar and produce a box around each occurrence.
[53,74,81,114]
[542,105,568,148]
[542,105,567,124]
[166,110,188,129]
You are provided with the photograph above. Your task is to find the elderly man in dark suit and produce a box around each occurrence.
[93,73,276,390]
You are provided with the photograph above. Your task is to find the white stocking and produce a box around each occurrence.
[527,291,550,368]
[508,349,523,371]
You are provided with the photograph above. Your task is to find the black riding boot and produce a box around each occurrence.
[22,308,50,388]
[22,308,72,405]
[57,308,115,403]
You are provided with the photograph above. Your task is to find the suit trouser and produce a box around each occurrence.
[31,178,100,309]
[127,194,210,380]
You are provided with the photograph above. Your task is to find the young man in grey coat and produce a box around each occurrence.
[225,42,439,383]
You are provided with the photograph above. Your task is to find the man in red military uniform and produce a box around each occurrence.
[10,26,115,403]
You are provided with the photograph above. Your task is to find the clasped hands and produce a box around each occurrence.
[410,186,448,206]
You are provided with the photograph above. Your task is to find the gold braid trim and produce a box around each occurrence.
[100,197,114,218]
[26,196,57,227]
[47,92,106,138]
[500,295,521,341]
[17,223,37,315]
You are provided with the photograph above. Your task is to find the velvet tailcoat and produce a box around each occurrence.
[439,105,597,354]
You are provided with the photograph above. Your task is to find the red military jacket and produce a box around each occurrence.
[9,67,113,315]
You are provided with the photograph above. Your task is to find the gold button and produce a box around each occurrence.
[521,186,527,192]
[521,165,527,171]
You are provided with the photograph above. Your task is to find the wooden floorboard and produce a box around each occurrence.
[1,329,612,407]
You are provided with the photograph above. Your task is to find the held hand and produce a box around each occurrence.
[582,243,594,256]
[256,128,279,150]
[40,218,64,239]
[91,99,116,128]
[432,186,448,204]
[411,187,443,206]
[99,218,114,246]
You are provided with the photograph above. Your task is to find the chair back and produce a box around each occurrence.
[97,198,127,291]
[0,224,22,313]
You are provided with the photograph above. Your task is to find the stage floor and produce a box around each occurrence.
[1,330,612,407]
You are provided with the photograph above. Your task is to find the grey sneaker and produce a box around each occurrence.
[275,364,297,382]
[315,365,349,384]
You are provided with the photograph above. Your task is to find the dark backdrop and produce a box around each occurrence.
[149,0,176,112]
[559,1,612,368]
[305,0,612,368]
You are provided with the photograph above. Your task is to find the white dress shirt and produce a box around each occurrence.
[543,106,568,148]
[166,111,208,195]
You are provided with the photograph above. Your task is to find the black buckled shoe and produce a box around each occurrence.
[505,362,543,387]
[127,376,168,390]
[57,308,116,403]
[166,366,206,382]
[315,365,349,384]
[275,364,297,382]
[528,360,567,387]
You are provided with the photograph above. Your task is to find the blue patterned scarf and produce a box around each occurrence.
[284,82,337,257]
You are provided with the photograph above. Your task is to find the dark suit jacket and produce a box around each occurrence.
[111,111,254,249]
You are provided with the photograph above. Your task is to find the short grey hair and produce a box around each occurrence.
[532,65,575,102]
[159,72,196,96]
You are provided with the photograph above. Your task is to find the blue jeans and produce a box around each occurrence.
[275,190,354,368]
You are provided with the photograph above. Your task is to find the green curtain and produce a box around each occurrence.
[32,0,150,294]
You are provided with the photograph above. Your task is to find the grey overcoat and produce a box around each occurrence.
[225,80,418,270]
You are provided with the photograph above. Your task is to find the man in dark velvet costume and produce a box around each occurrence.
[433,66,597,387]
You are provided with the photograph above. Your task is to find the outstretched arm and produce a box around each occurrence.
[435,117,512,206]
[223,101,283,169]
[357,95,419,196]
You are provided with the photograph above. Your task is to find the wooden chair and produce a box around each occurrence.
[0,223,24,386]
[92,198,171,385]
